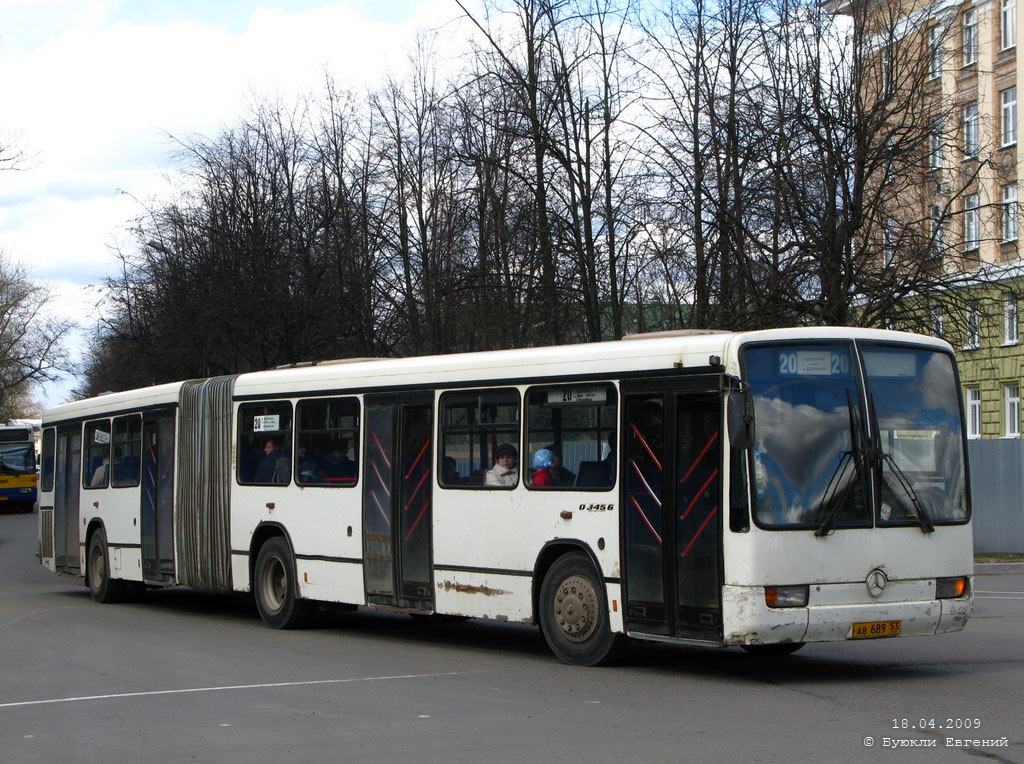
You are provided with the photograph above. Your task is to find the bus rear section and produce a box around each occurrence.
[0,425,38,512]
[718,337,972,652]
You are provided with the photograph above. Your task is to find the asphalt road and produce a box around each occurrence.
[1,508,1021,764]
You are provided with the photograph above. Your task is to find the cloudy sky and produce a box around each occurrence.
[0,0,472,409]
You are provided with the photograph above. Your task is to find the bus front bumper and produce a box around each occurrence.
[722,583,973,646]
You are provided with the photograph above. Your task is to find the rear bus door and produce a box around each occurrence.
[53,425,82,575]
[362,393,435,611]
[621,380,724,641]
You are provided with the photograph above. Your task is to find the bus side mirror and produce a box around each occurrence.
[727,390,754,450]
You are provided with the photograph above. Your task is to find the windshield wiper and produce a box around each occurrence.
[815,389,866,538]
[866,392,934,534]
[879,453,935,534]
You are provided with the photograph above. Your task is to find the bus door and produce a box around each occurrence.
[53,425,82,575]
[141,410,175,583]
[362,393,434,611]
[621,385,723,641]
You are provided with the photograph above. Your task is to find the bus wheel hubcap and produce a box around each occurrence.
[91,547,103,588]
[262,557,286,611]
[554,575,598,642]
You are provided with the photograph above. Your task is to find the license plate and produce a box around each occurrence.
[851,620,902,639]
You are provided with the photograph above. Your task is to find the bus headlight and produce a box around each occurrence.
[936,577,968,599]
[765,585,809,608]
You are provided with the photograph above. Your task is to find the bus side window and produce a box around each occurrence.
[439,389,520,489]
[294,397,360,487]
[41,427,55,492]
[112,415,142,488]
[83,420,112,489]
[525,384,616,490]
[237,401,294,486]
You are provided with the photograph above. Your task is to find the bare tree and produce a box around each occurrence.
[0,254,73,413]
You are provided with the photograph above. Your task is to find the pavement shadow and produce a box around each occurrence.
[50,585,961,683]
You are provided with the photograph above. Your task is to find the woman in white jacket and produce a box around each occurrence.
[485,442,518,487]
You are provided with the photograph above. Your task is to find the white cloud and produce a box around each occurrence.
[0,0,471,407]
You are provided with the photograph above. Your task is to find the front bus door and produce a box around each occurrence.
[141,410,175,584]
[362,393,434,611]
[622,382,723,641]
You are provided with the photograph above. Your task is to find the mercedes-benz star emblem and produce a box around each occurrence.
[866,568,888,598]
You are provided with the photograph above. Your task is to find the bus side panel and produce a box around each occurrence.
[432,488,621,626]
[85,483,144,583]
[230,483,366,605]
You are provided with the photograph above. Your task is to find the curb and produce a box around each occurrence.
[974,562,1024,575]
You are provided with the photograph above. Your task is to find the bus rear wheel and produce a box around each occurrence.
[254,537,311,629]
[87,529,126,603]
[539,552,624,666]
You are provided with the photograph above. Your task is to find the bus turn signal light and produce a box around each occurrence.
[765,585,808,608]
[936,577,968,599]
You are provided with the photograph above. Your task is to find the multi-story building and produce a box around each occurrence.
[928,1,1024,437]
[846,0,1024,438]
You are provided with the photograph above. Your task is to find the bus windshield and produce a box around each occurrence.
[743,342,967,530]
[863,345,967,525]
[0,442,35,474]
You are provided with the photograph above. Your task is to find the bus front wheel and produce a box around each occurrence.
[87,529,126,603]
[539,552,624,666]
[254,537,311,629]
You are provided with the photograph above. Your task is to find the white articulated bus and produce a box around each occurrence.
[37,328,973,665]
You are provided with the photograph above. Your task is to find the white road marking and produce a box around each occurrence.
[0,671,477,710]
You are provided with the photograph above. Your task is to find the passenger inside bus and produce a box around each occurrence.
[485,443,518,487]
[545,445,576,486]
[255,436,290,484]
[88,456,110,488]
[530,448,555,486]
[442,456,464,485]
[320,446,357,482]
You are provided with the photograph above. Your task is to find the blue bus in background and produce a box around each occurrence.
[0,424,38,512]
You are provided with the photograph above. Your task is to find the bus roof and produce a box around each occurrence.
[43,327,952,423]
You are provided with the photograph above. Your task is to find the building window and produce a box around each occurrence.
[1003,184,1019,242]
[967,388,982,438]
[931,306,944,336]
[930,203,945,255]
[964,102,979,156]
[1005,384,1020,436]
[1003,0,1017,50]
[929,25,943,78]
[964,8,978,65]
[882,216,897,267]
[964,194,980,252]
[1006,294,1019,343]
[930,117,944,169]
[1002,87,1018,146]
[966,301,981,348]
